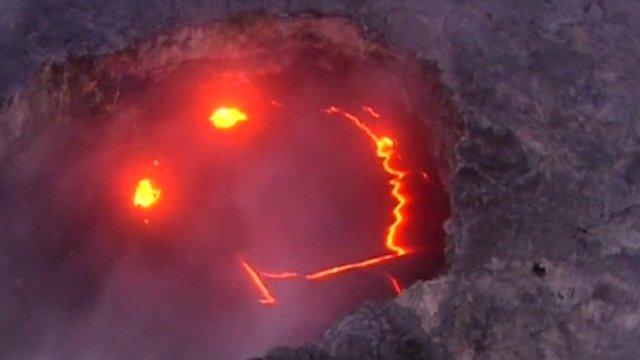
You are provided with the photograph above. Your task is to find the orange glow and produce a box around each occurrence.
[325,106,409,256]
[386,274,403,295]
[362,106,381,119]
[241,260,276,305]
[133,178,161,208]
[306,254,402,280]
[260,271,299,279]
[209,107,248,129]
[228,105,415,302]
[303,107,412,280]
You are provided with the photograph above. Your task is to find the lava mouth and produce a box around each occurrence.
[238,104,413,304]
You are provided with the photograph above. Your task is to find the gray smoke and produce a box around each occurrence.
[0,18,447,359]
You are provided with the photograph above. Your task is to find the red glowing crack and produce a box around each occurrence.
[241,259,276,305]
[304,106,411,280]
[386,273,403,295]
[241,106,414,304]
[260,271,300,279]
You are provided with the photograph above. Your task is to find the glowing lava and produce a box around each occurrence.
[240,106,414,304]
[331,106,409,255]
[304,106,411,280]
[209,107,248,129]
[386,274,403,295]
[133,178,162,208]
[305,254,400,280]
[260,271,299,279]
[241,260,276,305]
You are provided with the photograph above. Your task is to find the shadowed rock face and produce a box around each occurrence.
[2,1,640,359]
[258,302,438,360]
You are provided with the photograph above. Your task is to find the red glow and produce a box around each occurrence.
[241,260,276,305]
[325,107,409,255]
[192,72,268,146]
[362,106,381,119]
[386,273,403,295]
[120,158,178,226]
[209,107,248,129]
[133,178,162,208]
[260,271,299,279]
[237,105,417,303]
[303,106,411,280]
[127,102,420,305]
[305,254,403,280]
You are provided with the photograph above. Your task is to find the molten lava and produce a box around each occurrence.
[241,106,415,304]
[209,107,248,129]
[131,102,416,304]
[305,254,400,280]
[304,106,411,280]
[328,107,409,256]
[241,260,276,305]
[260,271,299,279]
[386,274,403,295]
[133,178,162,208]
[362,106,381,119]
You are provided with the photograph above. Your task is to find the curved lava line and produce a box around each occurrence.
[260,271,300,279]
[304,106,411,280]
[241,259,276,305]
[241,106,414,303]
[386,273,403,295]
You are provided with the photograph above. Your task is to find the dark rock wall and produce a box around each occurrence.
[397,2,640,359]
[2,1,639,359]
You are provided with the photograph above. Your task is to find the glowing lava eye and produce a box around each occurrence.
[209,107,248,129]
[133,178,162,208]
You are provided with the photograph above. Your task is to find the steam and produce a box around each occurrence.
[0,19,448,359]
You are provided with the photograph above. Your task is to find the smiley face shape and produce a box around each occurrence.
[106,16,452,311]
[131,101,415,305]
[0,18,453,359]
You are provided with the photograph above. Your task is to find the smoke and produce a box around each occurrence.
[0,18,448,359]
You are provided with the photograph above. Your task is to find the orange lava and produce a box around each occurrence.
[386,273,403,295]
[133,178,161,208]
[260,271,299,279]
[326,107,409,254]
[306,254,401,280]
[362,106,381,119]
[303,106,411,280]
[241,260,276,305]
[209,107,248,129]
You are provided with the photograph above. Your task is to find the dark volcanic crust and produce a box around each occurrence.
[1,1,639,359]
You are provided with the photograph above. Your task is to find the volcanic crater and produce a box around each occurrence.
[0,16,458,359]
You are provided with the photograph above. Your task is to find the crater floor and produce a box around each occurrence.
[2,1,639,359]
